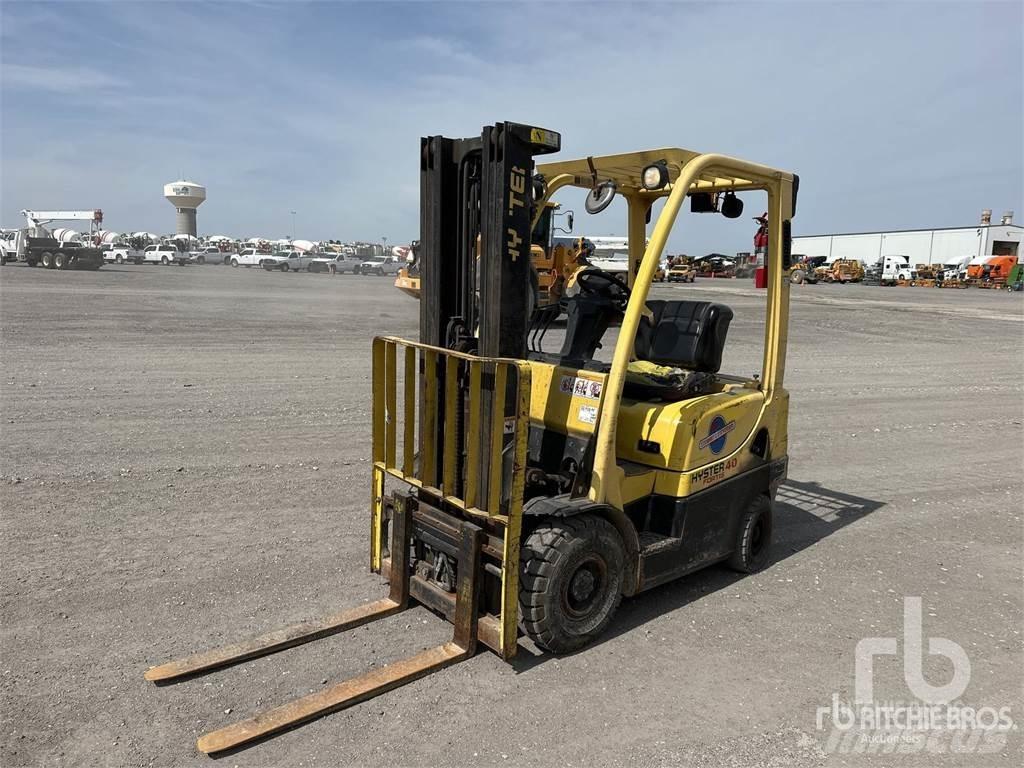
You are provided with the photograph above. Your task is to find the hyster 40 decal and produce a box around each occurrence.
[691,457,738,489]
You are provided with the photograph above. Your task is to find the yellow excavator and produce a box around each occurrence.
[146,122,798,754]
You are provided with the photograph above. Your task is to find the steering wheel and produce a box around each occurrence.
[574,268,631,309]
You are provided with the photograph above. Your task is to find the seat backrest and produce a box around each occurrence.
[635,300,733,372]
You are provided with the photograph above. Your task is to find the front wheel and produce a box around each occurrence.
[520,514,625,654]
[280,263,289,272]
[196,255,205,265]
[231,258,239,267]
[728,495,773,574]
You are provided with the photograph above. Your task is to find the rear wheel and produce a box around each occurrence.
[728,495,773,574]
[161,255,169,266]
[520,514,625,653]
[41,251,55,269]
[790,269,805,284]
[54,252,68,270]
[115,254,124,264]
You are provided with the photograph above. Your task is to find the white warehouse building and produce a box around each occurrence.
[793,212,1021,266]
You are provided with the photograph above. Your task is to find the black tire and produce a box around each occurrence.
[161,255,169,266]
[115,254,124,264]
[197,255,205,265]
[231,258,239,268]
[280,263,289,272]
[27,258,38,268]
[54,252,68,270]
[727,495,773,574]
[520,514,625,653]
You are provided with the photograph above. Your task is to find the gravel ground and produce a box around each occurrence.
[1,263,1021,767]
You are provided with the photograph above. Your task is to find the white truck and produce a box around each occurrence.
[879,254,916,286]
[140,243,189,266]
[189,246,226,265]
[104,244,146,264]
[356,255,403,276]
[261,249,314,271]
[228,248,269,268]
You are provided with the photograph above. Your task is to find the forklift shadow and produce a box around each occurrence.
[511,479,884,669]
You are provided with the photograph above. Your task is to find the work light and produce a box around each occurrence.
[641,161,669,190]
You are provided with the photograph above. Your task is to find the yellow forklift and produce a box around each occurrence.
[146,122,798,754]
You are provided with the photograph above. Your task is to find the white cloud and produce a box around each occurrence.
[2,63,125,93]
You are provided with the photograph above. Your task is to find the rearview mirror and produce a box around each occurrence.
[585,181,617,214]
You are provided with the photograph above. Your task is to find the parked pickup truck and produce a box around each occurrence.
[140,243,189,266]
[309,253,340,273]
[189,246,226,265]
[356,255,404,276]
[261,250,313,272]
[103,244,145,264]
[325,254,366,274]
[228,248,270,268]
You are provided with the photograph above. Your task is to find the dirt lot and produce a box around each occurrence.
[1,263,1021,767]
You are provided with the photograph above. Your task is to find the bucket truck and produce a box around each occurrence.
[2,210,105,270]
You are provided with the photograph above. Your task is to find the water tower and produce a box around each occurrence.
[163,180,206,237]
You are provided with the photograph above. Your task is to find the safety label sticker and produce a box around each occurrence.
[577,404,598,425]
[560,375,603,400]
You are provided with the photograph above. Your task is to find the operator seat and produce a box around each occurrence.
[625,300,734,401]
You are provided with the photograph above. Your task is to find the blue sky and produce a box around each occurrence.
[2,0,1022,254]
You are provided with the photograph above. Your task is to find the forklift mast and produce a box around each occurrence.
[419,122,560,358]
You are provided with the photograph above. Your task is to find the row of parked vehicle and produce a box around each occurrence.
[102,244,406,275]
